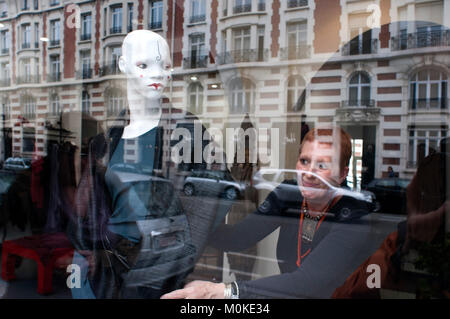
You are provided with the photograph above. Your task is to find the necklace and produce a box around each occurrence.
[301,204,323,243]
[296,198,336,268]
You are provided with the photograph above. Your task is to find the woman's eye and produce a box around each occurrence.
[317,163,329,170]
[299,158,308,165]
[137,63,147,69]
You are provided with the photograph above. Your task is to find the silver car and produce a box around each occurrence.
[3,157,31,171]
[183,170,245,200]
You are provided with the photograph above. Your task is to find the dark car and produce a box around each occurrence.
[365,178,411,214]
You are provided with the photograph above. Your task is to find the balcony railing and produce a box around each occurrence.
[233,4,251,14]
[100,63,120,76]
[0,12,7,18]
[341,39,378,55]
[190,14,205,23]
[21,42,31,49]
[410,98,448,110]
[391,30,450,51]
[341,100,375,108]
[107,107,124,117]
[47,72,61,82]
[287,0,308,8]
[149,21,162,30]
[16,75,40,84]
[49,39,60,47]
[110,26,122,34]
[183,55,208,69]
[76,68,93,79]
[216,49,269,65]
[80,33,91,41]
[23,112,36,120]
[0,78,10,86]
[280,45,311,60]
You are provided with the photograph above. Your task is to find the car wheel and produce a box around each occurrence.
[183,183,195,196]
[225,187,238,200]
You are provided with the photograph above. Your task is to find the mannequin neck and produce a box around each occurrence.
[124,93,162,139]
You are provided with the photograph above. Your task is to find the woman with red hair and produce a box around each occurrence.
[162,126,375,299]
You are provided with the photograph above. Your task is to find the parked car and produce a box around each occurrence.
[251,168,378,215]
[365,178,410,214]
[2,157,31,171]
[183,170,245,200]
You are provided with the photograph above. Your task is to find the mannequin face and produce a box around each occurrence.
[119,31,172,100]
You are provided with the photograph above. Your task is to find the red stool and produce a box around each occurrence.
[1,233,74,295]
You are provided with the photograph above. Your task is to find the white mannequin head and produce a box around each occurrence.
[119,30,172,101]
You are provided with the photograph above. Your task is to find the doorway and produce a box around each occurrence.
[342,125,376,190]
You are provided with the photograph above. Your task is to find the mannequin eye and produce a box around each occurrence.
[137,63,147,69]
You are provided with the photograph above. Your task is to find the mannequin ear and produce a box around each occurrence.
[118,56,126,73]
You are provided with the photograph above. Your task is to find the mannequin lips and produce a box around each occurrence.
[148,83,163,90]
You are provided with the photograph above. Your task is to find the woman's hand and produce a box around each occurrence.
[160,280,225,299]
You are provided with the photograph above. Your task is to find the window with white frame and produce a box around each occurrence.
[188,82,204,114]
[149,1,163,29]
[108,93,125,116]
[348,72,371,107]
[127,3,133,32]
[234,0,251,14]
[232,27,250,61]
[22,0,29,10]
[188,33,206,67]
[22,24,31,48]
[1,62,9,85]
[21,58,31,81]
[110,46,122,73]
[34,23,39,48]
[111,5,123,33]
[2,97,10,120]
[50,94,60,116]
[82,91,90,114]
[80,50,91,78]
[0,30,9,53]
[348,13,372,55]
[21,95,36,119]
[410,69,448,109]
[23,128,35,153]
[408,127,447,168]
[49,55,60,81]
[50,19,60,46]
[81,13,92,40]
[229,78,254,114]
[286,21,307,59]
[190,0,206,23]
[287,76,305,112]
[0,1,7,17]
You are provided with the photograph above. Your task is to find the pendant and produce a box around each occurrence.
[301,217,318,243]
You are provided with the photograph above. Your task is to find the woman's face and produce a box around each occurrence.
[296,140,348,203]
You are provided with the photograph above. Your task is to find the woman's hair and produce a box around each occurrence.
[299,127,352,171]
[409,152,449,215]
